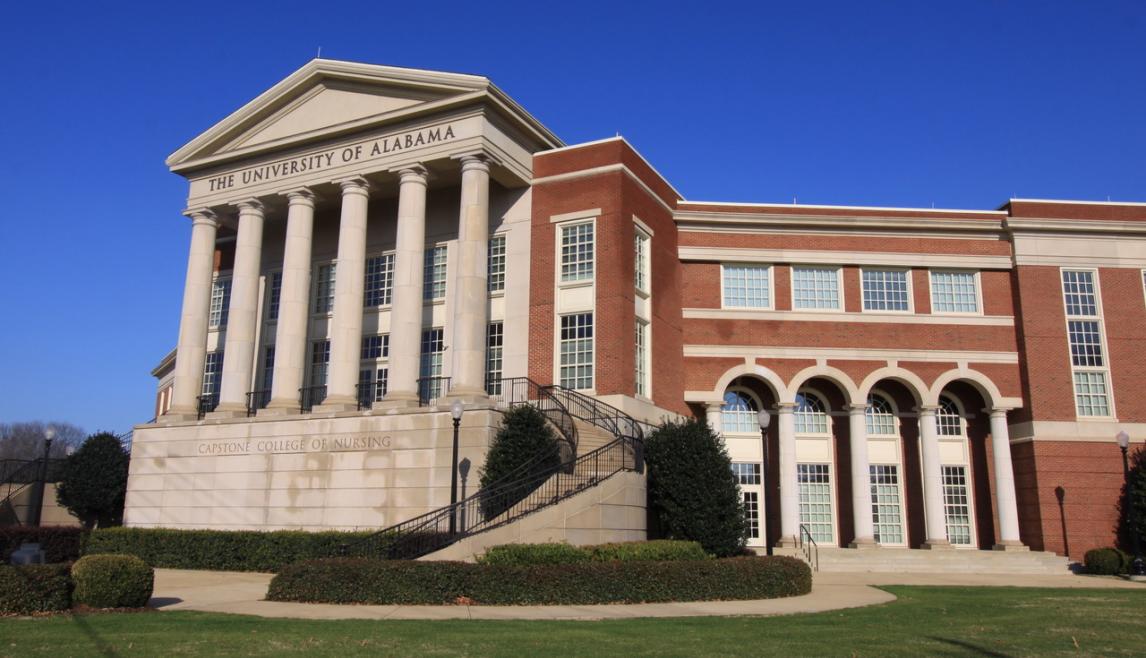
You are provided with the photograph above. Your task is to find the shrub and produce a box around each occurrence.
[86,527,376,572]
[587,540,709,562]
[478,543,590,565]
[0,526,86,564]
[644,419,747,557]
[71,555,153,608]
[1084,547,1128,575]
[268,555,811,605]
[1118,446,1146,554]
[56,432,130,529]
[480,406,563,519]
[0,564,72,614]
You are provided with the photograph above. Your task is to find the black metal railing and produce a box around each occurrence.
[196,394,219,420]
[298,386,326,413]
[798,524,819,572]
[417,377,451,406]
[543,385,647,444]
[497,377,578,463]
[1,458,68,526]
[356,382,386,410]
[245,390,271,417]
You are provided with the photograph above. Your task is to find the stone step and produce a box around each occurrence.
[780,547,1070,575]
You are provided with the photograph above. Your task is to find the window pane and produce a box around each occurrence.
[731,462,762,485]
[1073,371,1110,417]
[1067,320,1104,367]
[792,267,840,309]
[937,397,963,436]
[309,340,330,387]
[488,235,506,293]
[559,313,594,389]
[261,345,275,392]
[862,269,909,311]
[1061,270,1097,317]
[560,223,594,282]
[419,328,445,398]
[423,246,447,300]
[722,265,771,308]
[635,319,649,397]
[364,254,395,306]
[721,390,759,433]
[795,392,828,434]
[742,491,760,539]
[931,271,978,313]
[209,278,231,328]
[486,322,504,395]
[634,231,650,292]
[941,465,973,546]
[314,264,336,314]
[798,463,834,544]
[865,394,896,435]
[267,272,282,321]
[870,465,904,545]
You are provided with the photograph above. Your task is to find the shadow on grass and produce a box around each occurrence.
[69,613,119,657]
[929,636,1012,657]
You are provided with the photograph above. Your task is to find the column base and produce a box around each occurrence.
[992,541,1029,552]
[444,389,490,405]
[922,539,954,550]
[160,411,200,423]
[314,395,358,413]
[775,535,799,549]
[259,402,299,417]
[207,407,249,420]
[378,393,421,410]
[849,537,879,549]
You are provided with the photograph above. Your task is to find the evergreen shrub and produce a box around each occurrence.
[56,432,130,529]
[72,554,153,608]
[0,526,86,563]
[479,406,562,518]
[478,540,709,565]
[0,564,72,614]
[1084,547,1130,575]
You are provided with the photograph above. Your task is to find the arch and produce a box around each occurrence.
[926,368,1006,408]
[720,386,762,434]
[711,363,787,404]
[865,391,899,436]
[858,366,928,408]
[787,364,860,405]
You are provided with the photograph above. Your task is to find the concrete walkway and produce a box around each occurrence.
[149,568,1142,621]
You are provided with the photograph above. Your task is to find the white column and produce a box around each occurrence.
[214,199,265,416]
[316,177,371,411]
[264,189,316,415]
[168,209,218,418]
[705,403,723,438]
[848,404,877,547]
[918,406,952,549]
[989,408,1027,550]
[448,155,492,401]
[777,402,799,547]
[382,166,429,407]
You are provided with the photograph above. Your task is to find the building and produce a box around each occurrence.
[130,59,1146,562]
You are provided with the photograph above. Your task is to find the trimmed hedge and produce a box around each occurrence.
[72,555,154,608]
[0,527,86,564]
[0,564,72,615]
[268,555,811,605]
[86,527,375,572]
[478,540,709,565]
[1085,547,1130,575]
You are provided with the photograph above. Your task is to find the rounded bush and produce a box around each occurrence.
[72,554,154,608]
[1084,547,1126,575]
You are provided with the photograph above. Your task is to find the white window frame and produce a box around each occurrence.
[794,388,831,436]
[557,220,596,286]
[941,464,977,548]
[860,267,913,314]
[721,386,762,434]
[732,462,764,543]
[358,333,389,405]
[488,234,507,295]
[928,269,982,316]
[208,275,232,329]
[364,251,396,308]
[797,462,835,545]
[557,312,595,391]
[1060,267,1115,420]
[869,463,907,547]
[930,394,979,548]
[265,270,283,323]
[313,262,336,316]
[423,245,448,302]
[635,318,651,400]
[486,321,504,395]
[720,263,774,309]
[634,226,651,298]
[790,265,844,312]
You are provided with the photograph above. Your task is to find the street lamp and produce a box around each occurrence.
[1116,431,1145,577]
[28,427,56,527]
[757,408,771,550]
[449,400,464,535]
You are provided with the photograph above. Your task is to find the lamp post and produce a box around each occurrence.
[28,427,55,527]
[1116,431,1145,577]
[449,400,464,535]
[757,408,771,550]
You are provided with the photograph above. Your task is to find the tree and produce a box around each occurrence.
[1118,446,1146,556]
[0,422,86,460]
[644,418,747,557]
[56,432,130,529]
[479,406,562,518]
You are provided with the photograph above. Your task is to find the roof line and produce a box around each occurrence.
[1005,197,1146,208]
[538,136,683,200]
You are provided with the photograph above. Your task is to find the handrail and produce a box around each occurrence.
[498,377,578,463]
[798,524,819,572]
[542,384,646,444]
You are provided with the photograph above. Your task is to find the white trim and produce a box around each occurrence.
[927,269,983,316]
[679,226,1003,241]
[674,210,1006,234]
[719,263,775,310]
[555,219,596,287]
[1007,197,1146,208]
[1008,420,1146,443]
[859,266,914,314]
[682,345,1020,364]
[679,199,1007,215]
[549,208,601,224]
[1060,267,1116,421]
[790,264,845,312]
[677,246,1011,271]
[683,307,1012,326]
[633,215,655,237]
[554,311,596,392]
[533,163,676,214]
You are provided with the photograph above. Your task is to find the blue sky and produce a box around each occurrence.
[0,1,1142,434]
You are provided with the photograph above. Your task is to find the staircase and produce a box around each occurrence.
[801,547,1070,575]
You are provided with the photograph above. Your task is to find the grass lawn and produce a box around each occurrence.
[0,586,1143,657]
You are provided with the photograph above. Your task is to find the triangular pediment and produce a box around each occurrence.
[167,59,561,172]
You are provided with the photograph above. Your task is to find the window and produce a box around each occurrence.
[862,269,910,311]
[358,368,388,406]
[792,266,841,310]
[364,254,395,307]
[559,313,594,390]
[488,235,506,293]
[634,229,650,294]
[486,322,503,395]
[1062,270,1111,417]
[314,264,336,314]
[309,340,330,387]
[742,491,760,539]
[722,264,771,308]
[721,389,759,433]
[941,465,973,546]
[798,463,834,543]
[936,396,963,437]
[865,394,896,436]
[261,345,275,392]
[794,391,829,434]
[870,465,904,545]
[560,222,594,282]
[930,271,978,314]
[419,328,445,399]
[208,277,231,328]
[732,462,761,485]
[423,246,447,301]
[361,334,388,361]
[201,351,224,399]
[635,319,650,398]
[267,272,282,321]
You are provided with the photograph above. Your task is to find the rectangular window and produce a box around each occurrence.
[722,264,771,308]
[862,269,910,312]
[635,319,650,398]
[261,345,275,392]
[309,340,330,387]
[419,328,445,399]
[743,491,760,540]
[488,235,506,293]
[486,321,504,395]
[870,465,904,545]
[1073,371,1111,417]
[201,351,224,398]
[208,277,231,328]
[357,368,388,406]
[423,246,447,301]
[941,465,973,546]
[364,254,395,307]
[1067,320,1104,367]
[930,271,979,314]
[1062,270,1098,317]
[1062,270,1111,417]
[560,222,595,282]
[798,463,834,544]
[732,462,762,485]
[792,266,841,310]
[267,272,282,321]
[634,229,651,293]
[314,264,336,314]
[360,334,389,361]
[559,313,594,390]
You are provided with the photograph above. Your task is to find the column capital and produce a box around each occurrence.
[183,208,218,227]
[776,402,797,413]
[234,198,265,214]
[335,176,371,195]
[916,405,940,416]
[848,403,868,415]
[282,187,317,206]
[459,154,492,173]
[987,407,1014,418]
[396,165,430,185]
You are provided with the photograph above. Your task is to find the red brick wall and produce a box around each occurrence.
[679,230,1011,256]
[1101,267,1146,422]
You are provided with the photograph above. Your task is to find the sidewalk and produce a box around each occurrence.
[149,568,1142,621]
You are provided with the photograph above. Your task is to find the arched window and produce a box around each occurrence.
[937,396,964,436]
[795,391,829,434]
[866,394,897,436]
[721,388,760,433]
